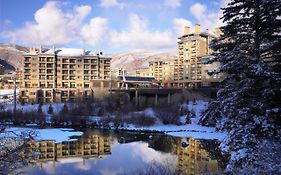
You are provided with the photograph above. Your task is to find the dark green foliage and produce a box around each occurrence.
[185,115,191,124]
[47,104,53,114]
[37,104,43,114]
[60,103,68,115]
[200,0,281,171]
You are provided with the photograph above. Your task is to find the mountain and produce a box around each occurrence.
[0,44,29,72]
[111,51,177,75]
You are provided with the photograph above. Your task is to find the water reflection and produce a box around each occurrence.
[30,131,111,163]
[148,136,221,175]
[25,130,224,175]
[176,138,219,175]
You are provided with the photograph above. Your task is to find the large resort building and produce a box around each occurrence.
[175,24,222,87]
[135,24,223,87]
[21,47,111,103]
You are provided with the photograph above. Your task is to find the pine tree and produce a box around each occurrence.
[200,0,281,171]
[61,103,68,114]
[48,104,54,114]
[37,103,43,114]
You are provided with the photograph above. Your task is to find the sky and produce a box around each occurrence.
[0,0,229,54]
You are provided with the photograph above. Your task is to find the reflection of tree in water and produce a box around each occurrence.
[200,140,229,169]
[148,135,179,154]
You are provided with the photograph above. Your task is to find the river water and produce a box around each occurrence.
[21,129,226,175]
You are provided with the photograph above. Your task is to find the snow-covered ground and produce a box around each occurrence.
[119,124,226,141]
[0,89,19,96]
[182,100,209,124]
[1,100,226,141]
[1,127,83,143]
[117,101,226,141]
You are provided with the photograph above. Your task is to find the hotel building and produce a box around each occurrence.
[175,24,222,87]
[20,47,111,103]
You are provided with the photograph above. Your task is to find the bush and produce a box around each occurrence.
[60,103,68,115]
[131,113,156,126]
[155,105,180,125]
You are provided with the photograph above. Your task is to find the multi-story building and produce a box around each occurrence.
[21,47,111,103]
[136,60,176,82]
[175,24,222,87]
[136,67,151,77]
[0,71,22,89]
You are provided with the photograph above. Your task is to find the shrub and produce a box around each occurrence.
[131,113,156,126]
[155,105,180,125]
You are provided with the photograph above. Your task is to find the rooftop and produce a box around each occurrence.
[24,47,110,58]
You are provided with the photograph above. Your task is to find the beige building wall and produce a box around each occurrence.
[176,24,222,86]
[21,48,111,103]
[136,60,176,82]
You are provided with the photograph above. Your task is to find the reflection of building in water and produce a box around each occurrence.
[30,134,111,162]
[177,138,218,175]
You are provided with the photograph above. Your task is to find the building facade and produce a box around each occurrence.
[175,24,223,87]
[21,47,111,103]
[136,60,176,82]
[135,25,222,87]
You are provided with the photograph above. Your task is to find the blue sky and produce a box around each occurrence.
[0,0,228,54]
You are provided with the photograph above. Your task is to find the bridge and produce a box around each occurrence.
[111,88,183,106]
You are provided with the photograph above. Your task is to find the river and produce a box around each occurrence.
[19,129,226,175]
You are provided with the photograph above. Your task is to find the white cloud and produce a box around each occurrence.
[189,0,230,31]
[75,5,92,20]
[108,13,175,51]
[190,3,206,20]
[2,1,92,46]
[80,17,108,46]
[100,0,126,9]
[172,18,192,36]
[190,3,222,31]
[164,0,182,8]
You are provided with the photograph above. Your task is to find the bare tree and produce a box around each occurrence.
[0,126,37,174]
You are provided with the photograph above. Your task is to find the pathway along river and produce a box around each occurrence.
[20,129,227,175]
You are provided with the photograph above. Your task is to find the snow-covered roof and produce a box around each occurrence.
[24,48,110,58]
[43,48,85,56]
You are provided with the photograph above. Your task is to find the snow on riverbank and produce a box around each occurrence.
[1,127,83,143]
[0,89,19,96]
[119,124,226,141]
[116,100,226,141]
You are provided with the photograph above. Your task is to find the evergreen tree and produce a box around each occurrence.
[200,0,281,171]
[61,103,68,114]
[48,104,54,114]
[37,103,43,114]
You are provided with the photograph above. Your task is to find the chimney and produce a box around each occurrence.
[83,48,86,55]
[214,27,222,37]
[29,47,33,53]
[194,24,201,34]
[52,45,55,53]
[39,45,43,53]
[183,26,190,35]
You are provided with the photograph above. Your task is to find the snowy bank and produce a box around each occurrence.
[1,127,83,143]
[119,124,226,141]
